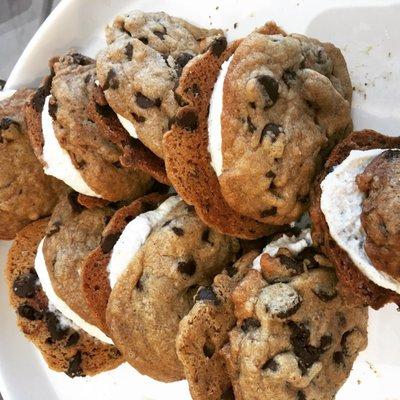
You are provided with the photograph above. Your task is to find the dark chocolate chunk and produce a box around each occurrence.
[257,75,279,107]
[138,37,148,44]
[125,43,133,60]
[241,318,261,332]
[320,334,333,350]
[18,304,43,321]
[297,391,307,400]
[13,270,38,298]
[70,53,93,66]
[333,351,345,366]
[45,312,69,341]
[103,69,119,90]
[175,53,194,77]
[132,112,146,123]
[312,287,337,302]
[47,220,62,237]
[136,92,161,109]
[282,70,297,86]
[209,36,227,57]
[101,232,121,254]
[260,207,277,218]
[0,117,18,131]
[67,192,84,213]
[95,103,113,118]
[177,259,197,276]
[153,26,167,40]
[31,85,49,112]
[195,286,220,305]
[221,387,235,400]
[262,357,279,371]
[201,229,212,244]
[175,109,198,131]
[66,351,85,378]
[265,170,276,179]
[203,341,215,358]
[260,123,283,144]
[172,227,184,236]
[247,116,256,133]
[249,102,256,109]
[66,332,80,347]
[341,329,355,355]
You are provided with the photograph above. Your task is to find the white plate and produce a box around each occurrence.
[2,0,400,399]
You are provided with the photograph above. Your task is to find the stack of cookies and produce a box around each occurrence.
[2,10,399,400]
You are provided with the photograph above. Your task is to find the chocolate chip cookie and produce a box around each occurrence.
[219,26,352,225]
[5,220,123,377]
[357,149,400,280]
[310,130,400,308]
[0,90,65,239]
[223,249,368,400]
[176,251,257,400]
[25,52,153,201]
[96,10,223,159]
[106,200,240,382]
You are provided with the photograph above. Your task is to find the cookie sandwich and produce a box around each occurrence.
[222,229,368,400]
[5,216,123,377]
[164,22,352,238]
[96,10,224,159]
[99,197,241,382]
[0,89,65,240]
[25,52,154,202]
[311,129,400,308]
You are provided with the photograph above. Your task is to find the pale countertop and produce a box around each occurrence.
[0,0,60,85]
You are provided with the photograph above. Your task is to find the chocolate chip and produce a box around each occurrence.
[177,259,197,276]
[125,43,133,60]
[70,53,92,66]
[320,334,333,350]
[0,79,5,90]
[66,351,85,378]
[226,264,237,278]
[185,84,201,97]
[260,123,283,144]
[45,312,69,341]
[282,70,297,86]
[241,318,261,332]
[209,36,227,57]
[265,170,276,179]
[113,161,123,169]
[203,341,215,358]
[17,304,42,320]
[249,102,256,109]
[262,357,279,371]
[68,192,84,213]
[0,117,18,131]
[84,74,91,84]
[297,391,306,400]
[312,287,337,302]
[257,75,279,107]
[247,116,256,133]
[32,80,51,112]
[221,387,235,400]
[340,329,355,355]
[260,207,277,218]
[333,351,345,366]
[13,270,38,298]
[66,332,80,347]
[175,53,194,76]
[46,220,62,237]
[103,69,119,90]
[195,286,220,305]
[174,91,188,107]
[138,37,148,45]
[153,26,167,40]
[95,102,113,118]
[45,337,54,345]
[136,278,144,291]
[201,229,211,244]
[172,227,184,236]
[136,92,161,109]
[175,110,198,131]
[131,112,145,123]
[101,232,121,254]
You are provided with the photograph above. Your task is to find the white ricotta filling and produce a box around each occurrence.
[41,95,101,197]
[35,239,113,344]
[116,114,139,139]
[320,148,400,294]
[252,229,312,271]
[107,196,181,289]
[207,55,233,177]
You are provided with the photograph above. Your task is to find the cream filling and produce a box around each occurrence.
[252,229,312,271]
[107,196,181,289]
[41,95,101,197]
[116,114,139,139]
[207,55,234,177]
[321,148,400,294]
[0,90,16,101]
[35,239,113,344]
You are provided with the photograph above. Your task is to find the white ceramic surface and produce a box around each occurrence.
[1,0,400,399]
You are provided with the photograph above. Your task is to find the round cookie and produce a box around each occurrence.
[310,130,400,308]
[106,200,241,382]
[163,23,285,239]
[176,252,257,400]
[25,52,153,201]
[0,90,65,240]
[219,26,352,225]
[5,220,123,377]
[82,192,168,333]
[42,194,115,328]
[356,149,400,280]
[223,248,368,400]
[96,10,223,159]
